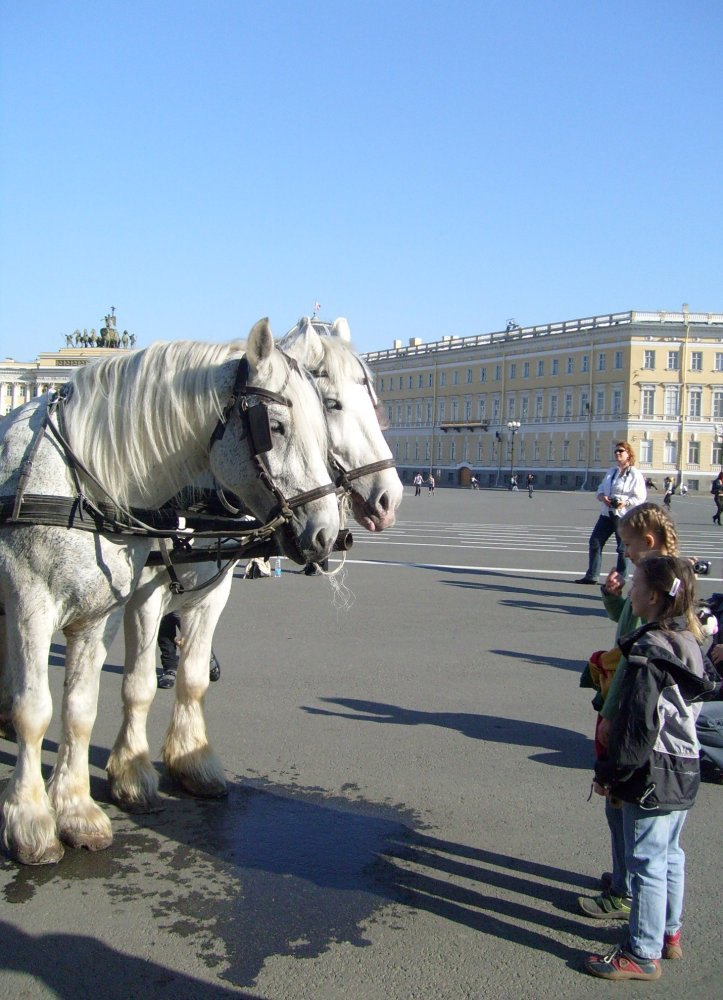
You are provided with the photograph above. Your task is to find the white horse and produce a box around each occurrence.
[0,319,339,865]
[106,317,403,811]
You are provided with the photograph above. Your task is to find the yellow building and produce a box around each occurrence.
[364,308,723,492]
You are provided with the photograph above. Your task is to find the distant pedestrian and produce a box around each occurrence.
[470,476,479,490]
[510,474,518,491]
[427,474,435,495]
[413,472,423,497]
[711,471,723,524]
[663,477,674,509]
[526,473,535,498]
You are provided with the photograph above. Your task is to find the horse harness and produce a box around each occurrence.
[0,354,341,593]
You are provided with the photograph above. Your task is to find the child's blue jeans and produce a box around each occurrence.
[622,803,688,959]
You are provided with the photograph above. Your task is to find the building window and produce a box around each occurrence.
[564,393,572,418]
[479,367,487,382]
[494,365,501,381]
[614,351,623,370]
[407,376,413,389]
[478,397,486,420]
[509,363,516,379]
[550,395,558,419]
[713,442,723,466]
[547,440,554,461]
[533,440,540,461]
[492,398,500,421]
[426,402,432,422]
[521,397,529,421]
[466,368,473,384]
[406,403,412,422]
[450,439,456,461]
[580,390,589,417]
[551,359,559,376]
[688,440,700,465]
[691,351,703,372]
[440,372,446,387]
[643,350,655,369]
[562,440,570,460]
[716,353,723,373]
[664,385,680,417]
[713,390,723,420]
[641,387,655,417]
[578,440,585,461]
[688,388,702,418]
[464,398,472,420]
[417,374,423,388]
[429,373,434,387]
[537,360,544,376]
[535,395,543,419]
[667,351,680,371]
[594,440,601,462]
[415,402,422,422]
[597,352,606,372]
[452,370,459,386]
[507,397,515,419]
[582,354,589,373]
[612,389,622,415]
[387,405,393,425]
[664,440,677,464]
[640,440,653,464]
[523,361,530,378]
[438,400,445,421]
[396,404,402,424]
[451,400,458,421]
[566,357,574,375]
[595,390,605,417]
[379,377,385,391]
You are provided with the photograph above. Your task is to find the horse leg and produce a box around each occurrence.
[162,573,233,797]
[46,612,122,851]
[106,583,165,811]
[0,597,63,865]
[0,611,12,737]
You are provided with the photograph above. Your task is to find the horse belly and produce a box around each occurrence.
[0,526,153,628]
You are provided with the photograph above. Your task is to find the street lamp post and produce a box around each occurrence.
[507,420,520,488]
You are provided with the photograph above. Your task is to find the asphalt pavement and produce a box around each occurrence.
[1,487,721,999]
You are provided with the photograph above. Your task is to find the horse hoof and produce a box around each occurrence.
[112,793,164,815]
[178,775,228,799]
[13,838,65,866]
[61,828,113,852]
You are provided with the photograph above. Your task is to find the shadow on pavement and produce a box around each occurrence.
[302,698,591,768]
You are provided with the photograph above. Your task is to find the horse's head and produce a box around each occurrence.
[210,319,339,564]
[280,317,403,532]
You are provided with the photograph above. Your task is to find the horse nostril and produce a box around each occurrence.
[313,528,329,554]
[378,491,390,513]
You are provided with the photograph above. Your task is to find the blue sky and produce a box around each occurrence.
[1,0,721,361]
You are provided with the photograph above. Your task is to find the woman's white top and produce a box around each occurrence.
[596,465,647,517]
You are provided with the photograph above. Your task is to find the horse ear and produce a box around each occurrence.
[279,316,324,368]
[246,318,274,368]
[331,318,351,342]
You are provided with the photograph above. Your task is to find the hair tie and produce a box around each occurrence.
[668,577,681,597]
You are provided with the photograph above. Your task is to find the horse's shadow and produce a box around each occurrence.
[0,750,614,988]
[301,697,591,768]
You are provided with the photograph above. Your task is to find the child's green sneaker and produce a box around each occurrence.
[578,891,631,919]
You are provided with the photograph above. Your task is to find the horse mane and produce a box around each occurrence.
[62,340,243,506]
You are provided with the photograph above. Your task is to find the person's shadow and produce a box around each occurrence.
[302,697,591,768]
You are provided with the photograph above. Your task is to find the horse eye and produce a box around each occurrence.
[325,398,342,411]
[270,420,285,435]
